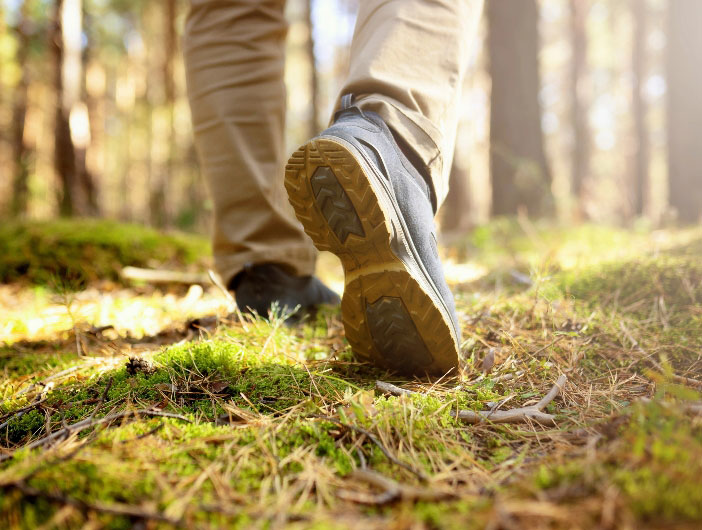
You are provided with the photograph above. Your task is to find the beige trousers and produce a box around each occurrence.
[184,0,482,286]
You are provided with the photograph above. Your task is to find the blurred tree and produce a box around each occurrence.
[569,0,590,220]
[52,0,98,217]
[667,0,702,222]
[487,0,553,217]
[83,8,104,204]
[305,0,319,136]
[11,0,32,216]
[148,0,177,227]
[0,4,7,212]
[631,0,649,218]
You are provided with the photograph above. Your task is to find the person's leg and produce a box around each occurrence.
[339,0,484,210]
[183,0,317,288]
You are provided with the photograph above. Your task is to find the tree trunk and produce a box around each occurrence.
[52,0,97,216]
[305,0,320,137]
[78,5,100,215]
[52,0,77,216]
[487,0,553,217]
[569,0,590,220]
[84,11,106,216]
[632,0,649,218]
[149,0,176,227]
[666,0,702,223]
[11,1,32,217]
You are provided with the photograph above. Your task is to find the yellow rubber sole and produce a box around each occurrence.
[284,138,459,376]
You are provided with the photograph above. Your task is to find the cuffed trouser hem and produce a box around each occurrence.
[352,94,446,206]
[215,246,318,288]
[335,0,484,209]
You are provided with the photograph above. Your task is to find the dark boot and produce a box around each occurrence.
[231,263,340,322]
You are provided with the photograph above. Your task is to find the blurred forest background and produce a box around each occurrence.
[0,0,701,236]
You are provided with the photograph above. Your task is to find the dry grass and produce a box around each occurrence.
[0,223,700,529]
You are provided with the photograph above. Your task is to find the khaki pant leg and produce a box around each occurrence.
[184,0,317,286]
[339,0,483,208]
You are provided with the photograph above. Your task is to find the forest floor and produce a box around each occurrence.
[1,219,701,529]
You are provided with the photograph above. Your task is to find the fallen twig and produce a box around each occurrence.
[493,370,526,383]
[121,266,209,285]
[453,374,568,426]
[454,407,557,425]
[375,370,527,398]
[337,469,455,505]
[310,415,427,481]
[375,381,415,397]
[375,375,565,426]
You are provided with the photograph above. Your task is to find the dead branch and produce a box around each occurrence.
[375,381,416,397]
[310,415,427,481]
[121,266,209,285]
[1,481,180,526]
[536,374,568,409]
[454,375,568,426]
[375,376,567,426]
[493,370,526,382]
[337,469,455,505]
[454,407,558,426]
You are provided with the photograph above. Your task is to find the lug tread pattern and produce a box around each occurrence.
[310,167,365,244]
[366,296,434,372]
[343,271,458,375]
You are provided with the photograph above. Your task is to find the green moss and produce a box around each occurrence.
[1,332,355,442]
[4,409,44,444]
[0,346,79,381]
[0,219,209,288]
[3,223,702,527]
[561,256,701,320]
[529,398,702,523]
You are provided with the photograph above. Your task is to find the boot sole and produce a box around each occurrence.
[285,137,459,376]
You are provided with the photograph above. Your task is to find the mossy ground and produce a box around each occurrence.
[0,219,210,288]
[1,221,701,529]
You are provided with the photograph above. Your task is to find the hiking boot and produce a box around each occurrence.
[231,263,340,322]
[284,96,461,376]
